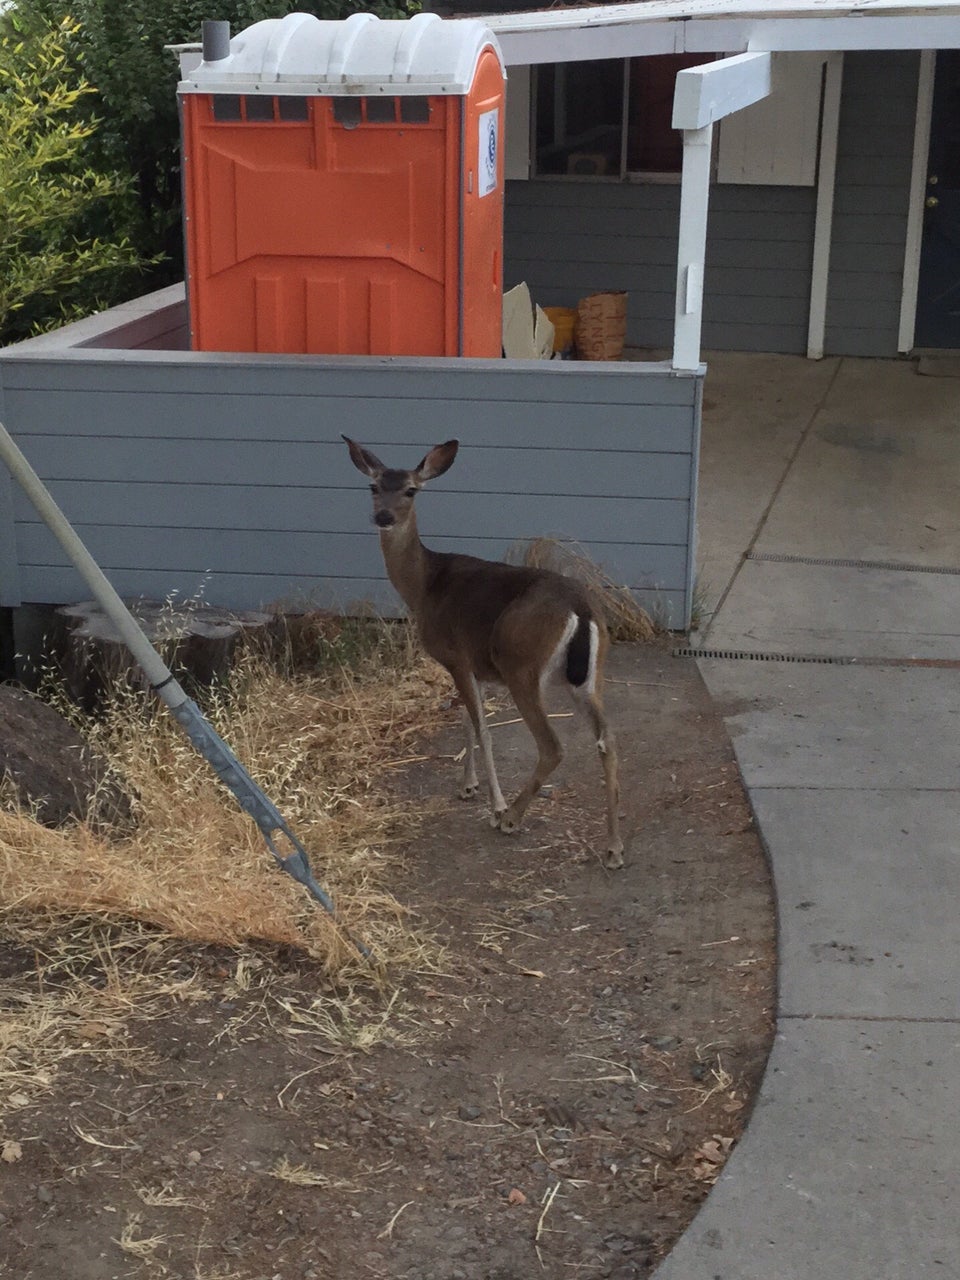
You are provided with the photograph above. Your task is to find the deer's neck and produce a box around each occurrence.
[379,513,430,615]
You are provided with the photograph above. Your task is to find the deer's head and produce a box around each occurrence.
[344,437,459,530]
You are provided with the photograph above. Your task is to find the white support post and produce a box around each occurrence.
[670,52,771,371]
[807,52,843,359]
[673,124,714,372]
[899,49,936,353]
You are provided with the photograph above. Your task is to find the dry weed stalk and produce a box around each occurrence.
[509,537,658,643]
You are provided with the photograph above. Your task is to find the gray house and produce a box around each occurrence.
[1,1,959,642]
[481,0,960,360]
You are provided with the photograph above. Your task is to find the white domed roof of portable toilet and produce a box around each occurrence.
[179,11,504,97]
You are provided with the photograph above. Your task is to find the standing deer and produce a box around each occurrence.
[344,436,624,869]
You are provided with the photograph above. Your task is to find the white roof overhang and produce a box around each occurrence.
[484,0,960,64]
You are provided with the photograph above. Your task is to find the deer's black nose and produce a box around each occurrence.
[374,511,395,528]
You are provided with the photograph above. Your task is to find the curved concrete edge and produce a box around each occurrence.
[652,658,960,1280]
[652,1018,960,1279]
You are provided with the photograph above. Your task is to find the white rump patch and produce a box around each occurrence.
[540,614,600,695]
[582,621,600,697]
[540,612,579,692]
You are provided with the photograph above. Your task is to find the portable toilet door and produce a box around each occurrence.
[179,12,505,358]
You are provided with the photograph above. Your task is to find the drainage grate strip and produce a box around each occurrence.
[748,551,960,576]
[674,648,960,669]
[673,647,857,664]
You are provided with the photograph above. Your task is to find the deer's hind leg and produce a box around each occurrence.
[574,688,624,869]
[458,704,480,799]
[496,670,563,834]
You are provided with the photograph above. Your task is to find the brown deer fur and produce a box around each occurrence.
[344,436,624,868]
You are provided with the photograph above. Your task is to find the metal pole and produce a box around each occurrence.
[0,418,368,957]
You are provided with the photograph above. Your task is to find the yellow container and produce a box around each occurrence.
[543,306,577,352]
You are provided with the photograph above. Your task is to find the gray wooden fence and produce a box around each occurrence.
[0,290,702,628]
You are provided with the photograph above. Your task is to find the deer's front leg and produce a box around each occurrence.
[451,670,507,822]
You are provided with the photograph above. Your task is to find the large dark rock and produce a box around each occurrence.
[0,683,133,830]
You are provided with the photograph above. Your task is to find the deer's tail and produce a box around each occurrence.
[566,612,600,692]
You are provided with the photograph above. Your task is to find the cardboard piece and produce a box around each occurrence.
[502,283,555,359]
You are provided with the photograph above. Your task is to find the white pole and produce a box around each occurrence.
[673,123,713,372]
[806,52,844,360]
[899,49,936,353]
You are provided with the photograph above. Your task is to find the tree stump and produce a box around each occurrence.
[56,599,275,710]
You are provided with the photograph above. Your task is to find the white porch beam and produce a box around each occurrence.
[673,124,714,371]
[672,51,771,129]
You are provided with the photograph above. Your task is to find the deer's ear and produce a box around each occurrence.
[343,436,386,478]
[416,439,459,482]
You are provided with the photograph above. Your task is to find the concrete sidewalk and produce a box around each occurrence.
[653,354,960,1279]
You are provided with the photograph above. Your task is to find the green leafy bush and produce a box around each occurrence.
[0,17,147,344]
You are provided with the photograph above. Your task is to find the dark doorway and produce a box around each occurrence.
[916,51,960,348]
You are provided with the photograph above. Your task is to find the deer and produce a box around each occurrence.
[343,436,624,869]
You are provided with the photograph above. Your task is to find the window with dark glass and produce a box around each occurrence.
[536,60,623,177]
[535,54,711,178]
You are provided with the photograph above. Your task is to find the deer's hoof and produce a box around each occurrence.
[459,783,480,801]
[489,808,507,830]
[496,808,521,835]
[604,842,625,870]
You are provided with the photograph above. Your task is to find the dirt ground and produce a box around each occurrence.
[0,642,775,1280]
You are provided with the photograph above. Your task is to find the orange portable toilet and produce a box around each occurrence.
[179,13,505,357]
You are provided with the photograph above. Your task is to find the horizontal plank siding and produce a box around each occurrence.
[825,51,919,357]
[2,387,696,454]
[11,442,694,501]
[0,346,702,629]
[505,178,816,353]
[17,567,687,628]
[0,351,697,407]
[14,491,691,548]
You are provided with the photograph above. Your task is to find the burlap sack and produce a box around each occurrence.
[575,291,628,360]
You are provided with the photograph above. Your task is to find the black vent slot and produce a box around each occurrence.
[333,97,362,129]
[365,96,397,123]
[212,95,242,122]
[401,96,431,124]
[279,96,309,121]
[244,95,274,121]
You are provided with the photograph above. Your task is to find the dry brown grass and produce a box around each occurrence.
[509,537,659,642]
[0,615,456,1117]
[0,618,447,967]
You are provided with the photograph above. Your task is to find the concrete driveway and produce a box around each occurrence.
[653,353,960,1279]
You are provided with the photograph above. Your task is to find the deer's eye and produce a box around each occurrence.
[405,487,417,498]
[369,484,379,494]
